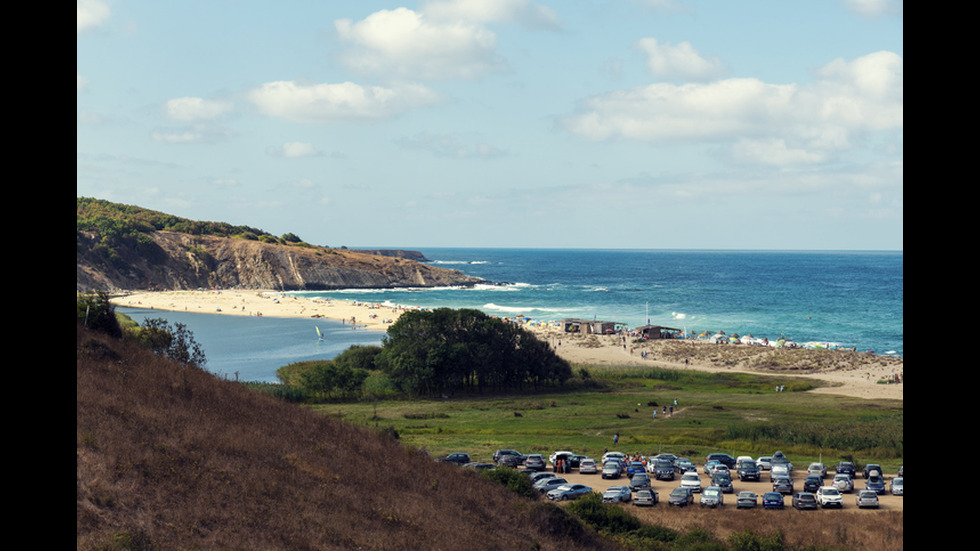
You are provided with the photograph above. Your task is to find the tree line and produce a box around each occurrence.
[279,308,572,400]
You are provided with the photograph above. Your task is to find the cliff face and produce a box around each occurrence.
[76,231,484,292]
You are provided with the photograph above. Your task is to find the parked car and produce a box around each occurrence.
[436,452,471,465]
[627,462,646,477]
[629,473,652,491]
[711,473,734,494]
[550,451,580,471]
[700,487,724,508]
[602,451,626,464]
[770,464,790,482]
[632,488,658,507]
[705,453,737,468]
[602,485,632,504]
[863,463,882,479]
[762,492,784,509]
[703,460,721,475]
[547,483,592,501]
[735,456,754,470]
[462,462,495,470]
[653,458,676,480]
[493,449,523,463]
[856,489,880,508]
[832,473,854,493]
[802,475,822,493]
[669,487,695,507]
[890,477,903,496]
[737,458,761,481]
[835,461,856,477]
[770,451,793,472]
[527,472,556,484]
[865,471,886,494]
[815,486,844,508]
[524,454,546,471]
[756,456,773,471]
[736,491,758,509]
[602,461,622,479]
[772,476,794,495]
[807,462,827,478]
[680,472,702,493]
[792,492,818,510]
[534,477,568,493]
[711,464,731,478]
[675,458,696,473]
[498,454,522,468]
[579,458,598,474]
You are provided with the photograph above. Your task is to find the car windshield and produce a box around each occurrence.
[682,474,698,480]
[822,488,839,495]
[704,489,719,496]
[671,488,688,496]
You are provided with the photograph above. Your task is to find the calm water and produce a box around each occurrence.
[120,249,903,383]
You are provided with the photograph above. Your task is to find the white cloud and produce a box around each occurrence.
[77,0,110,34]
[561,51,902,164]
[843,0,903,18]
[635,38,724,81]
[164,97,233,122]
[421,0,561,30]
[271,142,321,158]
[334,7,505,81]
[247,80,443,123]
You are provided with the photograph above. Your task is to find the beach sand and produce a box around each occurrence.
[111,289,902,401]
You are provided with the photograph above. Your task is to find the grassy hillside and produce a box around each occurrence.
[76,323,616,551]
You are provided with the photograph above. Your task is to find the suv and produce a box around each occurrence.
[802,475,822,493]
[835,461,856,477]
[493,449,523,463]
[705,453,737,469]
[863,463,883,479]
[653,459,676,481]
[436,452,471,465]
[712,472,734,493]
[524,454,547,471]
[737,459,761,481]
[816,486,844,508]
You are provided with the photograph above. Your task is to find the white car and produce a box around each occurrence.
[815,486,844,508]
[549,450,575,464]
[770,464,789,481]
[579,458,598,474]
[807,462,827,478]
[602,451,626,464]
[832,473,854,493]
[680,471,702,493]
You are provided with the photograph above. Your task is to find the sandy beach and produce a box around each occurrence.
[111,289,902,401]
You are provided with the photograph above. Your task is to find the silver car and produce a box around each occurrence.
[890,477,903,496]
[700,487,724,507]
[602,485,632,503]
[547,483,592,501]
[856,489,879,508]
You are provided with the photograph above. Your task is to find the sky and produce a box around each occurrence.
[77,0,903,251]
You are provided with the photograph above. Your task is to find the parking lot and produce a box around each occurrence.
[523,462,903,512]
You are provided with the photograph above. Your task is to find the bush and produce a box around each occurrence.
[77,290,122,338]
[478,467,536,499]
[566,492,641,535]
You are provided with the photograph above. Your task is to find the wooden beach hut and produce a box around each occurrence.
[562,318,629,335]
[635,325,682,340]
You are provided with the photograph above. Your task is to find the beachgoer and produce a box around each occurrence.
[613,433,619,444]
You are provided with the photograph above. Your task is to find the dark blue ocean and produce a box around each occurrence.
[119,249,903,383]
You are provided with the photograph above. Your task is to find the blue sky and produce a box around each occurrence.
[77,0,902,251]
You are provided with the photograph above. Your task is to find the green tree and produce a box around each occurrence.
[137,318,207,368]
[77,290,122,338]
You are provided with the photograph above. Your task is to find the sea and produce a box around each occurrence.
[117,249,903,383]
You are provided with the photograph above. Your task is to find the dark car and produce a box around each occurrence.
[436,452,471,465]
[705,453,737,469]
[498,454,522,468]
[737,459,761,481]
[865,471,887,494]
[654,459,676,481]
[629,473,652,491]
[835,461,856,477]
[863,463,882,479]
[792,492,818,510]
[493,449,523,463]
[772,476,794,495]
[669,487,695,507]
[712,473,734,493]
[762,492,784,509]
[803,475,822,493]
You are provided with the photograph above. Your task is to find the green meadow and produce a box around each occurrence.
[312,365,903,473]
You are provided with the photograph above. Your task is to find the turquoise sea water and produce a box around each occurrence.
[119,249,903,383]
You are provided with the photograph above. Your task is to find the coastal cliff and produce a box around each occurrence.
[76,198,484,292]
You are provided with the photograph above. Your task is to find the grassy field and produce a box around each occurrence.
[313,365,903,474]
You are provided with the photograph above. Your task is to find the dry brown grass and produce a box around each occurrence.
[76,324,617,551]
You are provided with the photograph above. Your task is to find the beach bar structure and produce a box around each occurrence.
[562,318,629,335]
[634,325,683,340]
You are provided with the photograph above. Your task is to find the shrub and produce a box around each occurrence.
[77,290,122,338]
